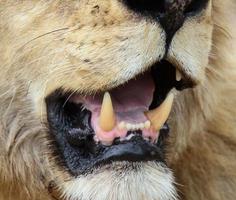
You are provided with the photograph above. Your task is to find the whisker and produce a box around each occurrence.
[62,91,77,108]
[21,28,69,49]
[214,23,232,39]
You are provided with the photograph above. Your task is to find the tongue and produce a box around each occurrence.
[108,73,155,122]
[72,74,155,121]
[71,74,156,144]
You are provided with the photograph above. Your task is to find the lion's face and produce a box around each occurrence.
[0,1,214,200]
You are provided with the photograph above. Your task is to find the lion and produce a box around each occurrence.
[0,0,236,199]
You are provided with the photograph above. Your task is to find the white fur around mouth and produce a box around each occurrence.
[61,162,178,200]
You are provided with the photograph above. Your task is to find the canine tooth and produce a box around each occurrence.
[144,121,151,129]
[176,69,182,81]
[145,93,174,132]
[99,92,116,132]
[118,121,126,130]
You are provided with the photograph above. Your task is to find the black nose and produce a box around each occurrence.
[124,0,208,36]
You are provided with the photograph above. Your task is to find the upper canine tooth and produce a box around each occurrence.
[99,92,116,132]
[145,93,174,132]
[176,69,182,81]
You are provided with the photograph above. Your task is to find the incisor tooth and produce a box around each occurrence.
[99,92,116,132]
[145,93,174,132]
[176,69,182,81]
[144,121,151,129]
[126,123,132,130]
[118,121,125,130]
[132,124,135,130]
[139,123,145,129]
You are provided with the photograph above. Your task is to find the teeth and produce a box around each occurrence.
[99,92,116,132]
[131,124,136,131]
[139,123,145,129]
[118,122,148,131]
[125,133,135,141]
[145,93,174,132]
[99,92,173,133]
[118,121,125,130]
[176,69,182,81]
[126,123,132,130]
[144,121,151,129]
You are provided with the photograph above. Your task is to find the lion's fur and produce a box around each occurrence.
[170,1,236,199]
[0,0,236,199]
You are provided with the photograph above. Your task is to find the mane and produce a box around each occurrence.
[170,1,236,199]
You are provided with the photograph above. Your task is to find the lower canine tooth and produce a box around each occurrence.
[145,93,174,132]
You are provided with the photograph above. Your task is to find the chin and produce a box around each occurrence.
[60,162,177,200]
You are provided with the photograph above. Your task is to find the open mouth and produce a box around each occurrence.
[46,60,193,175]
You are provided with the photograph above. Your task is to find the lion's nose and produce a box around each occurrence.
[124,0,208,36]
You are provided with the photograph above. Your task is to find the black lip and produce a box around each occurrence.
[74,135,165,174]
[48,122,167,175]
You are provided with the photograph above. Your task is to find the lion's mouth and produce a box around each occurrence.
[46,60,193,175]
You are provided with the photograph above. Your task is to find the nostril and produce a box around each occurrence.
[123,0,208,16]
[123,0,209,46]
[123,0,165,15]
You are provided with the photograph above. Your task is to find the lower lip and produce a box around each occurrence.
[76,136,165,174]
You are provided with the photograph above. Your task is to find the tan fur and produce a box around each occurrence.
[0,0,236,199]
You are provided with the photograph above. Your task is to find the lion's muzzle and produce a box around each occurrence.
[45,60,193,175]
